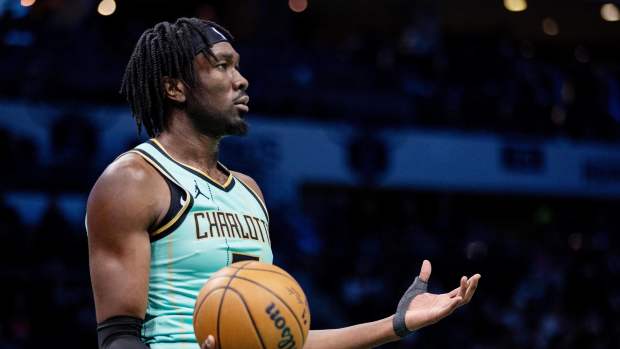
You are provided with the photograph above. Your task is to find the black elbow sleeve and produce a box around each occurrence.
[97,316,149,349]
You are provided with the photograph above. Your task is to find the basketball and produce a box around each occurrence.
[193,261,311,349]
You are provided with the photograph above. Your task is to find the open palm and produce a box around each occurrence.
[405,260,480,331]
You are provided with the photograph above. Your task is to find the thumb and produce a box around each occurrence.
[418,260,432,282]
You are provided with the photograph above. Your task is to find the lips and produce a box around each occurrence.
[234,95,250,113]
[234,95,250,105]
[235,104,249,112]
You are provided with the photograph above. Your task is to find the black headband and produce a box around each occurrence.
[191,25,231,56]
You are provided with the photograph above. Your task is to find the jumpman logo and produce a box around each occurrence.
[194,180,209,200]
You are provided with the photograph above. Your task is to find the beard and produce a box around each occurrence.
[224,115,248,136]
[186,96,248,137]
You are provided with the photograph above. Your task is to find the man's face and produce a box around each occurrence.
[185,42,250,137]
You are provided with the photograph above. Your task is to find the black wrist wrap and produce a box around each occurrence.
[97,316,148,349]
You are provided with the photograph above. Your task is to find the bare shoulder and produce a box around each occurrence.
[87,153,168,237]
[231,171,265,202]
[89,153,162,205]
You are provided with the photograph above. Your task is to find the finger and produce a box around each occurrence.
[440,296,463,318]
[460,276,468,296]
[447,275,469,298]
[418,260,432,282]
[449,296,463,312]
[203,335,215,349]
[462,274,481,303]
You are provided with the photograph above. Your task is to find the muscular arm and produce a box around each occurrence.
[304,317,399,349]
[87,154,169,322]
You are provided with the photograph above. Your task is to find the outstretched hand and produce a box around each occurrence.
[404,260,480,331]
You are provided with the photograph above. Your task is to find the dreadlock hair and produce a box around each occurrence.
[120,18,233,137]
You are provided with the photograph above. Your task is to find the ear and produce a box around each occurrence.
[162,77,187,103]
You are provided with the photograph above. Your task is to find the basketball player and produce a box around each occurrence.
[87,18,481,349]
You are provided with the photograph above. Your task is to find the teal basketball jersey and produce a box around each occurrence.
[127,139,273,348]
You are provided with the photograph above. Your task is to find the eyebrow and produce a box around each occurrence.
[214,52,239,63]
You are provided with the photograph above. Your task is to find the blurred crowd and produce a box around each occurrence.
[1,2,620,141]
[247,36,620,142]
[0,116,100,348]
[0,197,93,349]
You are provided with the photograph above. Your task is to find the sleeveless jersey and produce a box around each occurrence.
[127,139,273,348]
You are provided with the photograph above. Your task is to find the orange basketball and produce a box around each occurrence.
[193,261,311,349]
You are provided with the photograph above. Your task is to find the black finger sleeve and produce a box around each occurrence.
[97,316,149,349]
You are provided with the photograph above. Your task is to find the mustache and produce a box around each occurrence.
[233,93,249,103]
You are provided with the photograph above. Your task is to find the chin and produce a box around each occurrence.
[226,118,248,136]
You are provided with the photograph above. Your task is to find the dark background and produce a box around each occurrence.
[1,0,620,348]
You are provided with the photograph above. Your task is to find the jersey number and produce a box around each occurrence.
[232,253,260,263]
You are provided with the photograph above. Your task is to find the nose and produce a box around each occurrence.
[234,69,249,91]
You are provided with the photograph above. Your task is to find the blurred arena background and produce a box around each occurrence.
[1,0,620,347]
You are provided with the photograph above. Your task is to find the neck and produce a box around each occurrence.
[155,110,221,172]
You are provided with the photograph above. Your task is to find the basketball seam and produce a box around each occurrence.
[228,261,307,343]
[207,272,293,284]
[229,275,307,343]
[193,261,255,324]
[193,286,228,326]
[226,287,268,349]
[214,263,250,349]
[225,266,297,282]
